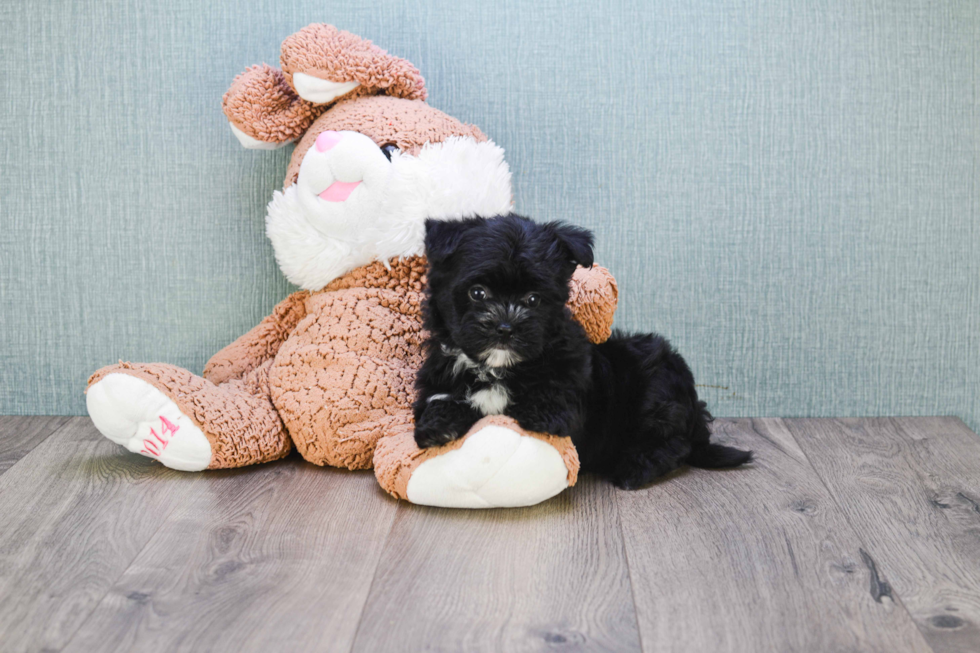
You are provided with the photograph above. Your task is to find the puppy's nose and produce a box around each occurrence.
[496,323,513,339]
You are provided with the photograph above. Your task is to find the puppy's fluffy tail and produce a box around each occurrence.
[687,400,753,469]
[687,443,753,469]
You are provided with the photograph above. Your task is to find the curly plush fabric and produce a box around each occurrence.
[569,265,619,344]
[280,24,427,102]
[222,64,320,144]
[204,290,310,385]
[270,256,429,469]
[283,96,487,188]
[223,24,428,146]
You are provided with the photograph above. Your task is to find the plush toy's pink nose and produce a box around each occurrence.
[315,130,342,153]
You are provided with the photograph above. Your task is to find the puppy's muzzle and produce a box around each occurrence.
[481,303,525,346]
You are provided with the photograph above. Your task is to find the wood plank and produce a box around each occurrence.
[617,418,932,653]
[785,417,980,653]
[0,417,206,653]
[62,461,398,653]
[351,476,642,652]
[0,415,71,475]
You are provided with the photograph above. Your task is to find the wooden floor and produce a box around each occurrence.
[0,418,979,652]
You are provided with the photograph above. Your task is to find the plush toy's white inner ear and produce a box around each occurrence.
[292,73,361,104]
[229,123,291,150]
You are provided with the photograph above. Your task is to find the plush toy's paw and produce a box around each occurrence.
[374,416,580,509]
[86,373,212,471]
[280,24,426,103]
[407,426,569,508]
[568,265,619,344]
[222,64,319,148]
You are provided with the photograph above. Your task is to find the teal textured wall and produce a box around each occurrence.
[1,1,978,430]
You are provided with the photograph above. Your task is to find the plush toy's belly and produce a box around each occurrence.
[268,285,426,469]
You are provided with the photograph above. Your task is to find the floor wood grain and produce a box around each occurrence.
[351,476,642,653]
[785,417,980,653]
[0,418,204,653]
[617,418,932,653]
[0,415,70,475]
[0,416,978,653]
[61,461,398,653]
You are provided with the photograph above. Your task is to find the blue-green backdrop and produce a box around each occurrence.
[2,0,978,431]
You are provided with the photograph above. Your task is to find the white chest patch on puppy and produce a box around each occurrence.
[482,347,521,368]
[468,384,510,416]
[442,345,502,382]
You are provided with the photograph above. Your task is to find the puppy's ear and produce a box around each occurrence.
[546,222,595,270]
[424,218,482,265]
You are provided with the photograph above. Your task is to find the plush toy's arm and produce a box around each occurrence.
[568,265,619,344]
[203,291,309,385]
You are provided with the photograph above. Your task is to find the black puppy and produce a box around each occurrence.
[413,214,751,489]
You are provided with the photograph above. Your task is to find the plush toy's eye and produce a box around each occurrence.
[523,293,540,308]
[468,286,487,302]
[380,143,399,161]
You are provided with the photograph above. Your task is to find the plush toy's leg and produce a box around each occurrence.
[292,412,411,471]
[86,361,290,471]
[373,416,579,509]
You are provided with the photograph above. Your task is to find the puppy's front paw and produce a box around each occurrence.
[413,400,478,449]
[511,407,575,439]
[414,423,459,449]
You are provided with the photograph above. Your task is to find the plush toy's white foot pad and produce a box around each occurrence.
[86,373,212,471]
[406,425,569,508]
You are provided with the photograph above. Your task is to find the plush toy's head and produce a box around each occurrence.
[222,24,513,290]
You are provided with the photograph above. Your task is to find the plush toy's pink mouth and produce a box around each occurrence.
[318,180,362,202]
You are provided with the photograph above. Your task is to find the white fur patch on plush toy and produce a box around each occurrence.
[406,425,569,508]
[87,373,212,472]
[266,136,513,291]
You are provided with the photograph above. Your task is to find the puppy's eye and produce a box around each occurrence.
[380,143,399,161]
[468,286,487,302]
[524,293,540,308]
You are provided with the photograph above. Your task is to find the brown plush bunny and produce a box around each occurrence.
[86,24,618,508]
